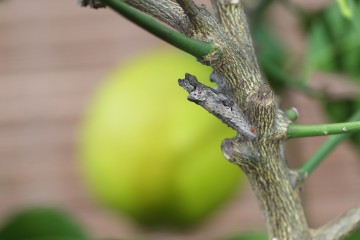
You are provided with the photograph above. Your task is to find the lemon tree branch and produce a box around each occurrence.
[81,0,311,238]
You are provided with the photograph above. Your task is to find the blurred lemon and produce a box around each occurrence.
[80,48,246,228]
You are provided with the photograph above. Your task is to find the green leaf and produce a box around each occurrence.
[0,207,89,240]
[306,0,360,78]
[307,20,336,73]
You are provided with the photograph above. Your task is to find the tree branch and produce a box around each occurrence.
[81,1,312,238]
[222,135,311,239]
[313,203,360,240]
[211,0,254,51]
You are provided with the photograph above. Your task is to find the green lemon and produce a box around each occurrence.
[79,48,246,228]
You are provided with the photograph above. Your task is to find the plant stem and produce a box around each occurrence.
[102,0,215,58]
[298,132,350,179]
[287,121,360,139]
[298,109,360,180]
[287,121,360,138]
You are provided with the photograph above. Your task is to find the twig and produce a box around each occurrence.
[287,121,360,138]
[296,109,360,184]
[313,203,360,240]
[297,133,350,185]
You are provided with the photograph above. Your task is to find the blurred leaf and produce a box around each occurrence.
[336,0,353,19]
[0,207,89,240]
[224,231,267,240]
[307,20,336,72]
[307,0,360,78]
[254,24,289,93]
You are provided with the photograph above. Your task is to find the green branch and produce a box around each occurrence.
[298,109,360,180]
[287,121,360,138]
[102,0,215,58]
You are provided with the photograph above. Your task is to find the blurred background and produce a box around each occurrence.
[0,0,359,239]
